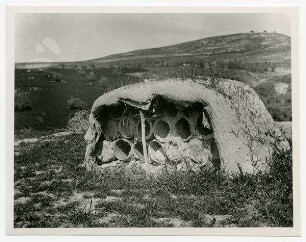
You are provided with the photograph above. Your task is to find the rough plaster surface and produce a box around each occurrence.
[85,79,285,175]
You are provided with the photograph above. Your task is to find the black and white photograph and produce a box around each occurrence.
[5,6,300,236]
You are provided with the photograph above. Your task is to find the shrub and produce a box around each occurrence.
[99,75,108,83]
[76,69,87,77]
[254,82,292,121]
[86,71,96,81]
[262,137,293,226]
[51,71,63,82]
[111,67,123,76]
[67,97,87,111]
[43,71,51,78]
[43,71,63,82]
[67,110,89,133]
[15,89,32,111]
[90,63,96,70]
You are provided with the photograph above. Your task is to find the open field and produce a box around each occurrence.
[15,67,140,130]
[14,132,293,228]
[15,63,291,130]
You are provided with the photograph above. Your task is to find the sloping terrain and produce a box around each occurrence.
[16,32,290,68]
[14,32,292,130]
[90,32,290,64]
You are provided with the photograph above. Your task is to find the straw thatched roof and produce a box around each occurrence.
[85,78,282,175]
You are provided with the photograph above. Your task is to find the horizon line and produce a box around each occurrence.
[15,31,290,64]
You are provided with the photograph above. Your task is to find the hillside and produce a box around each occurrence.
[14,32,292,130]
[89,32,290,64]
[16,32,291,69]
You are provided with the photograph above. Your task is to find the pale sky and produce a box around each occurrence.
[15,13,291,63]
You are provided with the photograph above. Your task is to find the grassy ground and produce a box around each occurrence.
[15,54,291,131]
[15,67,140,130]
[14,132,293,228]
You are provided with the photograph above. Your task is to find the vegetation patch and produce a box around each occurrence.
[67,97,87,111]
[14,132,293,228]
[254,82,292,121]
[15,89,32,111]
[67,110,90,133]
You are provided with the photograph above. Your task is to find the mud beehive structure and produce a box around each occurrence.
[94,100,216,171]
[85,79,284,175]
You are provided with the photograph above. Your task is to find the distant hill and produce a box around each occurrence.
[88,32,290,64]
[16,32,291,68]
[15,62,56,69]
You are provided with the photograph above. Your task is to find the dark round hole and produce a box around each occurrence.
[134,141,144,159]
[148,140,167,164]
[108,105,125,120]
[175,118,191,140]
[150,141,162,151]
[118,116,136,138]
[181,106,194,118]
[114,139,131,161]
[154,120,170,139]
[163,103,178,118]
[103,119,119,141]
[182,103,203,117]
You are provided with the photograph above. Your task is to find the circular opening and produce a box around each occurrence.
[182,106,194,118]
[175,118,191,140]
[118,116,136,138]
[133,141,145,159]
[137,120,152,138]
[113,139,132,161]
[103,119,119,141]
[148,140,167,164]
[163,103,178,118]
[154,119,170,140]
[182,103,203,118]
[108,105,125,120]
[196,115,212,136]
